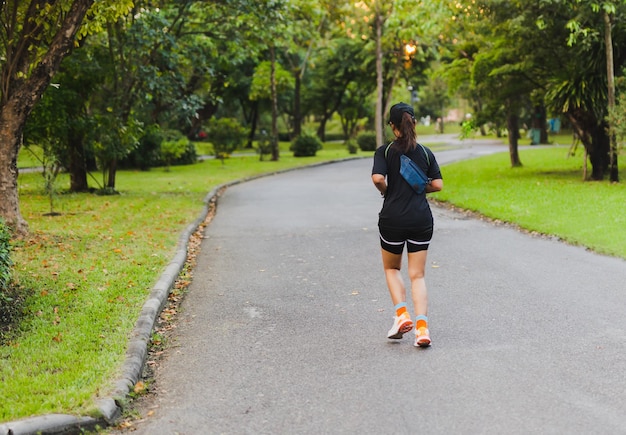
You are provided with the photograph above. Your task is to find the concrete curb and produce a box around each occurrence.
[0,156,365,435]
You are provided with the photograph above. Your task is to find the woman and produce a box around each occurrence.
[371,102,443,347]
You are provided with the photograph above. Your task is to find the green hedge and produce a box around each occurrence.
[291,133,323,157]
[356,131,377,151]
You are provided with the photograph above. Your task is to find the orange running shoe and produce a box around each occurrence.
[414,327,431,347]
[387,313,413,339]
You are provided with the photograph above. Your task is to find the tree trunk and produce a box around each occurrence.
[68,131,89,192]
[0,103,28,234]
[589,123,611,181]
[270,45,279,161]
[566,110,609,181]
[507,113,522,167]
[375,10,384,149]
[245,101,258,149]
[0,0,95,235]
[293,71,302,138]
[317,117,327,142]
[604,11,619,182]
[107,158,117,189]
[532,105,548,144]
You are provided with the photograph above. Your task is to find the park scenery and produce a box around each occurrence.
[1,0,625,432]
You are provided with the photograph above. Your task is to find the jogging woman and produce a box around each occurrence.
[371,102,443,347]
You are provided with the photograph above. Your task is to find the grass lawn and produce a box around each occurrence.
[3,136,624,423]
[434,145,626,259]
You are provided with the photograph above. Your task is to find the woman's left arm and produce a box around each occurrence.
[372,174,387,197]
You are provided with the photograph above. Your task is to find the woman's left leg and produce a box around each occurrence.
[381,249,413,338]
[381,248,405,305]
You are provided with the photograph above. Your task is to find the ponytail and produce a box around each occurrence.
[395,112,417,153]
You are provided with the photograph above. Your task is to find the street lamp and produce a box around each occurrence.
[404,42,416,59]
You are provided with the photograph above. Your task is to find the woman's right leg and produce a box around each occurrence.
[407,250,428,316]
[408,249,431,347]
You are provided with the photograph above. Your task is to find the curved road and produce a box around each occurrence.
[120,139,626,434]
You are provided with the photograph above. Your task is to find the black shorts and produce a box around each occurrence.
[378,225,433,254]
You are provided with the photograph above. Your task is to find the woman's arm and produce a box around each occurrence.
[425,178,443,193]
[372,174,387,197]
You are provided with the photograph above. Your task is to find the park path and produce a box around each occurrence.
[117,138,626,434]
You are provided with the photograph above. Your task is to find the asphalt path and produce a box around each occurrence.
[121,139,626,434]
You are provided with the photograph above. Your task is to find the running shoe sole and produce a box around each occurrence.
[414,328,431,347]
[415,337,431,347]
[387,319,413,339]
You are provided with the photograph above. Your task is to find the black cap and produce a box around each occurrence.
[389,102,415,126]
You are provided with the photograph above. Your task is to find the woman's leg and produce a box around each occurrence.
[381,248,414,338]
[408,249,431,346]
[407,250,428,316]
[381,248,405,305]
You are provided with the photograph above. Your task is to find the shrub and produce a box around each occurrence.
[160,136,190,171]
[346,139,358,154]
[356,131,377,151]
[0,219,14,315]
[206,117,248,160]
[256,130,273,161]
[171,141,198,166]
[0,220,27,344]
[290,132,323,157]
[120,124,163,170]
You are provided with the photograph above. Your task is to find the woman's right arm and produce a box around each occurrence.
[425,178,443,193]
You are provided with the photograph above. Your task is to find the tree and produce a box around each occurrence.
[565,0,622,182]
[26,49,102,193]
[446,0,626,179]
[305,38,371,141]
[0,0,132,234]
[348,0,446,147]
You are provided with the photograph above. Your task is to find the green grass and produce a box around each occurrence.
[17,145,44,169]
[434,145,626,258]
[2,147,363,422]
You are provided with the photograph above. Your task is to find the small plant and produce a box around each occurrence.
[460,119,477,140]
[256,130,273,161]
[0,218,20,343]
[206,117,248,163]
[160,136,190,171]
[356,131,377,151]
[290,132,322,157]
[22,144,62,215]
[346,139,358,154]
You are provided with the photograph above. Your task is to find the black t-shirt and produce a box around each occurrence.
[372,142,442,229]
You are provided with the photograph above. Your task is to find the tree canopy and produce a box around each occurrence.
[1,0,626,233]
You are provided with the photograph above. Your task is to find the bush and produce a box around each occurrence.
[0,220,14,318]
[256,130,273,161]
[160,133,192,171]
[0,220,27,344]
[206,117,248,159]
[120,125,163,170]
[290,132,323,157]
[356,131,377,151]
[346,139,358,154]
[171,141,198,165]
